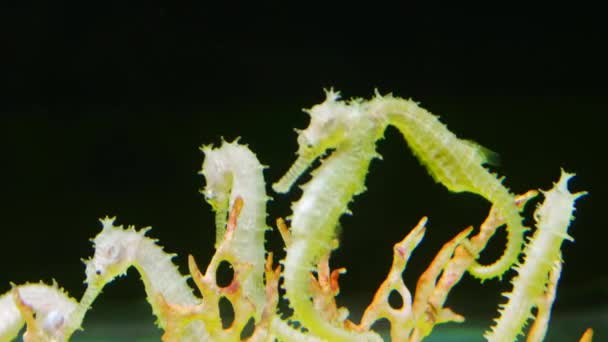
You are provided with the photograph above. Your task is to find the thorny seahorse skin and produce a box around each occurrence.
[370,94,527,280]
[72,217,208,341]
[0,283,77,342]
[200,139,269,320]
[275,90,385,342]
[485,170,586,342]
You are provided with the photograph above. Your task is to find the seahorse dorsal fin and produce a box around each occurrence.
[463,139,501,167]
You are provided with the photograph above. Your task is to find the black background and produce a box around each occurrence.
[1,1,606,338]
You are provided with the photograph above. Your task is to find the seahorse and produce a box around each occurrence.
[370,94,526,279]
[273,90,526,339]
[68,217,208,341]
[485,170,586,341]
[274,90,385,341]
[0,282,77,342]
[200,139,269,321]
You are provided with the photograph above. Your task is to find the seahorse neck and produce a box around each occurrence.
[134,237,199,308]
[291,140,376,240]
[284,127,383,341]
[228,152,267,244]
[223,145,268,317]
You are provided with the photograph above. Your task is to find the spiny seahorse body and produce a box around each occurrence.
[283,143,382,342]
[276,94,384,341]
[375,96,526,279]
[485,171,586,342]
[276,90,529,338]
[200,140,269,320]
[78,217,207,340]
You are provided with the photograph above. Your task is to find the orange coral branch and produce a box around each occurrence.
[358,217,427,341]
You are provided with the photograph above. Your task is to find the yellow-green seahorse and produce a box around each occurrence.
[273,90,526,341]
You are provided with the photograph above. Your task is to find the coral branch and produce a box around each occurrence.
[409,226,471,341]
[579,328,594,342]
[435,191,538,302]
[357,190,539,342]
[358,217,427,341]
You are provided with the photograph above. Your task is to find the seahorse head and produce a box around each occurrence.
[84,217,143,288]
[298,89,353,153]
[200,143,233,213]
[200,142,236,246]
[274,89,358,193]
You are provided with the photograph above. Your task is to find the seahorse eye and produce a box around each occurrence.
[320,117,336,129]
[298,134,315,150]
[105,244,122,261]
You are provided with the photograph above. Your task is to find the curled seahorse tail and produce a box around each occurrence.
[468,187,527,280]
[282,241,325,336]
[283,240,383,342]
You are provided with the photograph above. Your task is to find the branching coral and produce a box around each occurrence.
[0,91,591,341]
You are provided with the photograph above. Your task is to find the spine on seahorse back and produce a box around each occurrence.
[201,140,268,319]
[377,96,525,279]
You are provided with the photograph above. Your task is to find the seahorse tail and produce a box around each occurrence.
[468,189,527,280]
[283,240,382,342]
[283,240,347,341]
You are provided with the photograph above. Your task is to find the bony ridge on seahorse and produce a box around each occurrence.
[273,90,526,340]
